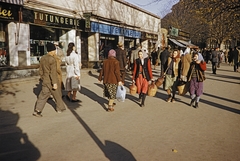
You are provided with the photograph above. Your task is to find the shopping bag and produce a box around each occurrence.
[177,81,190,96]
[71,76,80,91]
[116,85,126,102]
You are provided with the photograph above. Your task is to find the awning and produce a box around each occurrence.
[169,38,186,48]
[0,0,23,5]
[177,40,198,49]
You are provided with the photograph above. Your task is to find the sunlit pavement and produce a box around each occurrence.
[0,63,240,161]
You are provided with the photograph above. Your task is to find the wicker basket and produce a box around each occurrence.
[155,76,164,87]
[148,82,157,97]
[129,83,137,95]
[177,81,190,96]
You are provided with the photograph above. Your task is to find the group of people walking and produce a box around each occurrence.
[98,42,207,112]
[33,41,210,116]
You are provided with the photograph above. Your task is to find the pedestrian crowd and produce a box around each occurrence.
[33,42,239,117]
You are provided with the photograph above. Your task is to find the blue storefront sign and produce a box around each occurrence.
[91,22,141,38]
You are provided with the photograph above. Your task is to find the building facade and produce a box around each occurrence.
[0,0,161,69]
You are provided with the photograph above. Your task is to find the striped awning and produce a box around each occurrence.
[0,0,23,5]
[177,39,198,49]
[169,38,186,48]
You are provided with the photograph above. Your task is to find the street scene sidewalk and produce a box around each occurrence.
[0,63,240,161]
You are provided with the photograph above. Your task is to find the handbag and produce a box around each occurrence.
[155,65,170,87]
[199,61,207,71]
[116,85,126,102]
[129,83,137,95]
[71,76,80,90]
[155,76,164,87]
[147,81,157,97]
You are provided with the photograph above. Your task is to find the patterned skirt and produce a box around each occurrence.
[103,83,118,99]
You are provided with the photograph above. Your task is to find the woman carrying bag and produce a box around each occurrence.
[164,49,181,103]
[65,42,81,102]
[98,49,123,112]
[132,50,154,107]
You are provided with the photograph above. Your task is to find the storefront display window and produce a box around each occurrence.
[30,25,69,64]
[0,23,7,66]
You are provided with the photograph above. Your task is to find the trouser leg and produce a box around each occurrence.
[120,70,126,83]
[52,87,66,111]
[35,85,51,112]
[141,94,146,107]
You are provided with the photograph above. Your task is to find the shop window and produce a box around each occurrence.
[0,22,7,66]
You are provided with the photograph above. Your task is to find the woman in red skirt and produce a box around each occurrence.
[132,50,154,107]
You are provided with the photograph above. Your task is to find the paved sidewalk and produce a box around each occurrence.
[0,63,240,161]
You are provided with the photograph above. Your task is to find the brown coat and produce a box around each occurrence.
[39,54,58,86]
[98,57,121,84]
[115,47,127,70]
[166,57,181,77]
[180,53,192,77]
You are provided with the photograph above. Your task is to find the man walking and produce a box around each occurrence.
[33,43,66,117]
[160,46,170,76]
[211,47,220,74]
[232,46,239,72]
[115,42,127,84]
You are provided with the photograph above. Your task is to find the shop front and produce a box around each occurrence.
[23,9,84,65]
[89,21,141,63]
[0,2,22,66]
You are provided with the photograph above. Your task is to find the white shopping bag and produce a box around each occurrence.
[116,85,126,102]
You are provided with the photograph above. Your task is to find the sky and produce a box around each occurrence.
[124,0,180,18]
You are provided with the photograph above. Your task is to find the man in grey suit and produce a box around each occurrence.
[33,43,66,117]
[211,47,220,74]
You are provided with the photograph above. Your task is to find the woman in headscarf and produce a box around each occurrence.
[188,52,206,108]
[164,49,181,103]
[132,50,154,107]
[98,49,123,112]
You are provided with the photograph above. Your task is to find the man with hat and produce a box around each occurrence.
[115,42,127,84]
[33,43,66,117]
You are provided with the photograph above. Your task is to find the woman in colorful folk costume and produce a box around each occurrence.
[188,52,206,108]
[164,49,181,103]
[132,50,154,107]
[98,49,123,112]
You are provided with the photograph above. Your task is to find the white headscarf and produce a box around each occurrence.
[183,47,190,55]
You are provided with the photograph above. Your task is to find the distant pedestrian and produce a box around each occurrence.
[115,42,127,84]
[151,48,158,69]
[33,43,66,117]
[211,47,220,74]
[232,46,239,72]
[228,48,233,65]
[160,46,171,76]
[98,49,123,112]
[65,42,81,102]
[132,50,154,107]
[188,52,206,108]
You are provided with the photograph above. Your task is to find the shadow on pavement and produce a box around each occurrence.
[80,85,108,111]
[0,110,41,161]
[205,76,240,84]
[69,109,137,161]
